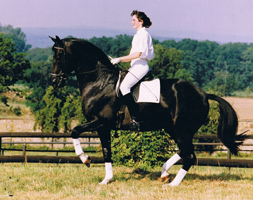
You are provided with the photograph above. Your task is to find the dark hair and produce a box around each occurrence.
[131,10,152,28]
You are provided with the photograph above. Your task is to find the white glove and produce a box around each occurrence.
[110,58,121,65]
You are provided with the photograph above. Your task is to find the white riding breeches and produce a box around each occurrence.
[120,59,150,96]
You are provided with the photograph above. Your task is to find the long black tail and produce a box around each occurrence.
[206,94,245,155]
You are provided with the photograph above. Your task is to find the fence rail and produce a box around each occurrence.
[0,132,253,167]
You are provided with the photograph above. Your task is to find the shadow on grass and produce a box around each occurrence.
[114,167,253,183]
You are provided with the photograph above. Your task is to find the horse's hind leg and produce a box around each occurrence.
[169,144,196,186]
[161,126,197,186]
[163,137,196,187]
[161,153,181,179]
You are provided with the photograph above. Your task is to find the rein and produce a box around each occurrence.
[52,46,98,79]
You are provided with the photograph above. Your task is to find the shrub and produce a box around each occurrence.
[111,130,176,167]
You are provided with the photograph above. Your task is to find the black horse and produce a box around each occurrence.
[50,36,244,186]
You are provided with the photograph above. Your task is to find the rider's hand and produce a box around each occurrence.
[110,58,121,65]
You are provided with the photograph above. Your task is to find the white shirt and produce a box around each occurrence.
[130,27,154,66]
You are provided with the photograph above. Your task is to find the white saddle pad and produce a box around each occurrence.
[132,79,160,103]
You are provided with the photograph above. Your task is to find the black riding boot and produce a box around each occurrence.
[122,93,140,131]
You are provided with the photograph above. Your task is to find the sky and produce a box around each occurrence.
[1,0,253,43]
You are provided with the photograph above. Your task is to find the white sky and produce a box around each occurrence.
[1,0,253,42]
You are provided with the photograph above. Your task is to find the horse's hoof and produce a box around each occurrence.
[99,179,111,185]
[84,156,91,168]
[158,175,170,182]
[80,154,91,168]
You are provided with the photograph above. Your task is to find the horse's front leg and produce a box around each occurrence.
[97,130,113,185]
[71,118,102,167]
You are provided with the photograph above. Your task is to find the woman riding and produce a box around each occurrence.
[111,10,154,130]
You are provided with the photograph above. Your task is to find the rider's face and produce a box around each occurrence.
[131,15,143,31]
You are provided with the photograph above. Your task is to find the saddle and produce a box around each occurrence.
[115,71,161,129]
[116,71,160,103]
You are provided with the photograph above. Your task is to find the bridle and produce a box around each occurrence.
[51,46,69,85]
[51,44,98,86]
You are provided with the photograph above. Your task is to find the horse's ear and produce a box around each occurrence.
[49,36,57,43]
[49,35,61,43]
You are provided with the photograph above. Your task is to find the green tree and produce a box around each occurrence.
[214,43,248,91]
[34,86,65,132]
[240,46,253,90]
[0,24,31,52]
[149,44,190,80]
[0,33,30,105]
[26,47,52,62]
[34,86,84,133]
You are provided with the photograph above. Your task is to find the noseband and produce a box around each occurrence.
[51,45,69,85]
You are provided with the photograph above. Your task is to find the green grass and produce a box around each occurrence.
[0,163,252,199]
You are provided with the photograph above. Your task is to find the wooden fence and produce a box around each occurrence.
[0,132,253,167]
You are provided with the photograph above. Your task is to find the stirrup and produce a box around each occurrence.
[129,119,140,131]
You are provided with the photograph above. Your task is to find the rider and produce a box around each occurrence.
[111,10,154,131]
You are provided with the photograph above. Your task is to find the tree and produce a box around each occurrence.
[149,44,191,80]
[240,46,253,90]
[23,55,52,112]
[25,47,52,62]
[0,24,31,52]
[0,33,31,105]
[34,86,84,133]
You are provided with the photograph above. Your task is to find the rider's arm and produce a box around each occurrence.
[119,52,142,62]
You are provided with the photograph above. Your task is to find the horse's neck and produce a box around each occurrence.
[76,64,118,98]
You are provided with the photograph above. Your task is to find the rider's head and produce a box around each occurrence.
[131,10,152,28]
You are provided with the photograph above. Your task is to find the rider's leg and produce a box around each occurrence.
[121,93,140,130]
[120,64,149,130]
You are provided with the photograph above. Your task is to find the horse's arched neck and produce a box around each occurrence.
[76,61,118,95]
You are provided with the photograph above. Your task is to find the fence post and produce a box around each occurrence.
[23,143,27,164]
[227,148,231,171]
[23,143,26,156]
[56,151,59,166]
[0,137,2,156]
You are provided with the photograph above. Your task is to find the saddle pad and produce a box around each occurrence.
[132,79,160,103]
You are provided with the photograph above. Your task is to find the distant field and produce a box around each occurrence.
[224,97,253,120]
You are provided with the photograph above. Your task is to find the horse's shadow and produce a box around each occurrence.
[113,167,253,183]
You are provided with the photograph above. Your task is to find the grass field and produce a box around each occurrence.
[0,163,252,200]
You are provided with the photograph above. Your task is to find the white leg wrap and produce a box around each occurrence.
[169,168,187,186]
[161,154,181,178]
[73,138,84,156]
[99,162,113,185]
[73,138,90,167]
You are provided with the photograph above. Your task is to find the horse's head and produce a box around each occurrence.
[50,35,69,89]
